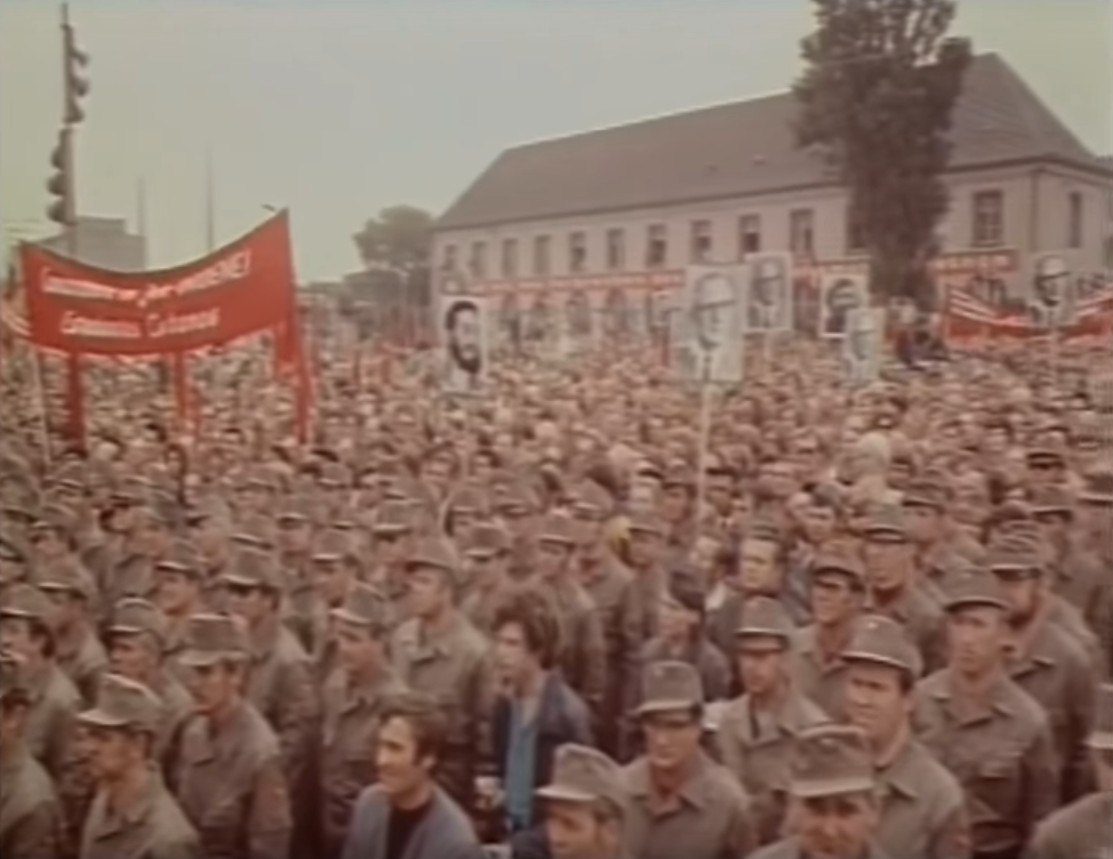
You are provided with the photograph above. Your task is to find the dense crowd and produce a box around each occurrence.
[0,329,1110,859]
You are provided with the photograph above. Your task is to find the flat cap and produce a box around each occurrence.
[662,464,696,491]
[464,522,511,558]
[535,743,625,808]
[405,537,458,575]
[986,534,1046,574]
[1026,447,1065,468]
[445,484,489,515]
[0,535,28,565]
[569,480,614,520]
[862,504,909,542]
[178,613,249,667]
[901,479,948,510]
[842,614,922,677]
[318,461,351,487]
[735,596,794,646]
[944,569,1009,613]
[185,495,232,526]
[35,559,95,602]
[810,541,866,585]
[496,483,537,516]
[536,513,577,547]
[30,502,77,536]
[1027,485,1073,517]
[108,598,167,643]
[0,583,53,624]
[1089,683,1113,750]
[627,512,666,537]
[229,515,276,552]
[1079,469,1113,505]
[372,500,416,535]
[275,496,314,524]
[331,582,393,630]
[154,540,204,578]
[311,528,355,562]
[636,660,703,716]
[222,548,283,591]
[790,724,875,798]
[78,673,162,734]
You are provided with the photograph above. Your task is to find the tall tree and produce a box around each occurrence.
[353,205,433,299]
[794,0,971,307]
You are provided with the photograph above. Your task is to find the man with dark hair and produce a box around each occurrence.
[490,587,592,841]
[341,690,484,859]
[77,673,200,859]
[443,299,483,392]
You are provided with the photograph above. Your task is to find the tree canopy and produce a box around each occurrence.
[794,0,971,307]
[353,205,433,275]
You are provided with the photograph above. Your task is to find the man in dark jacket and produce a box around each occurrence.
[490,587,593,842]
[342,691,484,859]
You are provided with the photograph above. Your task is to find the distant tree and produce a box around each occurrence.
[352,205,433,305]
[794,0,971,308]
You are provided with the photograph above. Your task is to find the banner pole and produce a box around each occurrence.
[695,380,712,522]
[30,347,52,470]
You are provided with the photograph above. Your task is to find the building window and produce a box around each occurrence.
[972,190,1004,246]
[533,235,551,276]
[646,224,668,268]
[606,228,625,271]
[690,220,713,262]
[468,241,487,279]
[738,215,761,257]
[569,231,587,273]
[789,209,815,256]
[442,244,458,271]
[1068,191,1083,249]
[846,206,866,254]
[500,238,518,278]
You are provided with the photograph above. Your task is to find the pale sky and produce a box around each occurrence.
[1,0,1110,280]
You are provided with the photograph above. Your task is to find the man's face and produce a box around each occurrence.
[793,792,877,859]
[312,558,352,607]
[276,518,311,555]
[659,594,699,642]
[706,474,733,515]
[30,529,65,562]
[422,458,452,495]
[375,715,431,800]
[642,709,701,773]
[737,641,784,697]
[448,307,481,373]
[845,662,908,747]
[336,619,382,676]
[903,504,941,546]
[810,572,861,627]
[185,661,239,716]
[155,570,198,615]
[407,567,448,619]
[537,540,570,580]
[84,726,136,783]
[739,538,780,594]
[0,617,41,661]
[627,530,662,569]
[803,505,837,544]
[661,485,690,524]
[1077,501,1113,545]
[545,800,617,859]
[493,621,533,688]
[376,531,411,567]
[947,606,1006,677]
[109,633,157,681]
[693,274,735,350]
[862,538,913,592]
[993,570,1043,625]
[226,583,272,628]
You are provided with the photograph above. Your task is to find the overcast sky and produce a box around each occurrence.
[1,0,1109,280]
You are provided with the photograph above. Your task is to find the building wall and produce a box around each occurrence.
[434,160,1111,296]
[38,216,147,272]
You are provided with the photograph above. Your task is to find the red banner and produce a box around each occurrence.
[944,284,1113,342]
[19,213,296,356]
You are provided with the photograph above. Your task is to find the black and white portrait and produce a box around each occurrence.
[440,296,488,393]
[746,253,791,331]
[820,273,867,337]
[684,265,743,384]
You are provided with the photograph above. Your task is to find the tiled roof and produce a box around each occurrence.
[438,54,1106,231]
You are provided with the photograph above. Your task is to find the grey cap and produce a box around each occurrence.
[735,596,794,648]
[842,614,923,678]
[331,582,393,630]
[535,743,625,808]
[221,548,284,592]
[108,598,167,644]
[78,673,162,734]
[1089,683,1113,750]
[636,660,703,716]
[178,613,249,667]
[790,724,875,798]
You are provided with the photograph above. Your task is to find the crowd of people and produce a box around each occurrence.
[0,327,1110,859]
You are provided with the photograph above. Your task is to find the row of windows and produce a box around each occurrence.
[445,190,1087,278]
